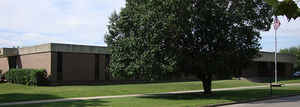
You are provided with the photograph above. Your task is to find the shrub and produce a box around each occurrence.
[0,70,2,81]
[5,69,47,86]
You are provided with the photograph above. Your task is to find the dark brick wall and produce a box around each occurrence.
[55,52,108,82]
[242,62,294,78]
[61,53,95,81]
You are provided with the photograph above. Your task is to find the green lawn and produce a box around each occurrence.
[0,78,300,104]
[6,85,300,107]
[278,78,300,84]
[0,79,263,103]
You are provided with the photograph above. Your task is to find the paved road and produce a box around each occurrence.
[221,95,300,107]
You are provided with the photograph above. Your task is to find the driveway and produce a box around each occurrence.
[221,95,300,107]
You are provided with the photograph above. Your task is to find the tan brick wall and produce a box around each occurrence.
[0,57,9,74]
[62,53,96,81]
[18,53,52,77]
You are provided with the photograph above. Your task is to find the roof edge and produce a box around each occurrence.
[2,43,110,56]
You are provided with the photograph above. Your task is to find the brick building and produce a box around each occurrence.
[0,43,297,83]
[0,43,111,83]
[243,52,296,79]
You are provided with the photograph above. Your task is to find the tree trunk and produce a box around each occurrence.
[202,73,212,94]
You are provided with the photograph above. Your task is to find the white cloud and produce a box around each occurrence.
[0,32,74,48]
[261,16,300,52]
[0,0,299,51]
[0,0,126,48]
[261,16,300,37]
[0,39,18,47]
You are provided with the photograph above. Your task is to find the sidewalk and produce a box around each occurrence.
[1,83,300,106]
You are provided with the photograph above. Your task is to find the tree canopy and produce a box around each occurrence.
[280,46,300,71]
[105,0,273,94]
[265,0,300,20]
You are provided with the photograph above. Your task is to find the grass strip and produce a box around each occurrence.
[6,85,300,107]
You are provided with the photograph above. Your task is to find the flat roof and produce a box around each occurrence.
[0,43,110,56]
[0,43,297,64]
[253,51,296,64]
[0,48,18,57]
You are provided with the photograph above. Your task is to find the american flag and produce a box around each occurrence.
[274,16,281,31]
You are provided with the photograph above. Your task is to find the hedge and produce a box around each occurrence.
[5,69,47,86]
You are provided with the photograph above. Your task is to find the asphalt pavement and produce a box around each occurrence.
[221,95,300,107]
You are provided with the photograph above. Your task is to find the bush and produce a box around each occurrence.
[0,70,2,81]
[5,69,47,86]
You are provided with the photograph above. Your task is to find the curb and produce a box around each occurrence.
[203,93,300,107]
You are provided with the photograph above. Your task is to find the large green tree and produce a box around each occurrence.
[280,46,300,71]
[265,0,300,20]
[105,0,273,94]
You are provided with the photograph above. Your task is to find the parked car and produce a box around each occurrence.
[293,71,300,77]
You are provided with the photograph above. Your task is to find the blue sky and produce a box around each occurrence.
[0,0,299,52]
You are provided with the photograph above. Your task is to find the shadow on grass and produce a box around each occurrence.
[0,93,63,103]
[0,93,109,107]
[34,100,109,107]
[139,88,300,105]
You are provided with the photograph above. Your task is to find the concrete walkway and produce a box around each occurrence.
[1,83,300,106]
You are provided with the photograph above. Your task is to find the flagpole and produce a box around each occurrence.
[275,28,278,84]
[273,16,281,86]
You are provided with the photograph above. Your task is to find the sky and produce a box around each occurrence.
[0,0,299,52]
